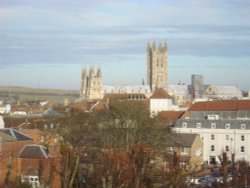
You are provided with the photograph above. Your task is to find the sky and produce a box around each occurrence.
[0,0,250,91]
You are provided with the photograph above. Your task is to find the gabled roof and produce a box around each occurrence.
[42,107,61,116]
[165,133,198,147]
[188,100,250,111]
[0,128,32,142]
[19,144,50,159]
[158,111,184,121]
[150,89,172,99]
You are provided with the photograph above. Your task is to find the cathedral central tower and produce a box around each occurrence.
[146,41,168,92]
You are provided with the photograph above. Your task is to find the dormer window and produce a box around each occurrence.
[225,123,230,129]
[211,123,216,129]
[182,122,187,128]
[241,124,246,130]
[196,123,201,128]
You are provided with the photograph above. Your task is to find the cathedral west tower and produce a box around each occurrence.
[146,41,168,92]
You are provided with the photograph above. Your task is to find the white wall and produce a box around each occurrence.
[172,127,250,163]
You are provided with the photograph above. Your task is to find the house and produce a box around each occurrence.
[150,89,174,116]
[19,144,61,188]
[165,133,203,171]
[0,128,33,186]
[0,104,11,115]
[171,100,250,164]
[150,89,187,117]
[0,116,4,128]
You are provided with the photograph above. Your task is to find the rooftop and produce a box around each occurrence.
[188,100,250,111]
[0,128,32,142]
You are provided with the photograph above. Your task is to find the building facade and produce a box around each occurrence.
[80,41,169,100]
[80,66,104,100]
[146,41,168,92]
[171,100,250,164]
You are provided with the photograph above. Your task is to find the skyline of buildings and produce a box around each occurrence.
[1,0,250,90]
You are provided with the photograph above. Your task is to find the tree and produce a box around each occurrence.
[58,100,182,187]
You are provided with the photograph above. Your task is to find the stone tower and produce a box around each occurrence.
[80,66,104,99]
[146,41,168,92]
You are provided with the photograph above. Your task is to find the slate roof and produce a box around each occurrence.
[0,132,15,142]
[188,100,250,111]
[174,119,250,130]
[19,144,50,159]
[150,89,172,99]
[42,107,61,117]
[204,85,242,95]
[165,133,198,147]
[168,84,190,95]
[0,128,32,142]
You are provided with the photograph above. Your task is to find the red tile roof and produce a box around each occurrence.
[150,89,172,99]
[188,100,250,111]
[158,111,184,120]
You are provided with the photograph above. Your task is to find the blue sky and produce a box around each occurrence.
[0,0,250,90]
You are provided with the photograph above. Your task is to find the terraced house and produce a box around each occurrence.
[171,100,250,164]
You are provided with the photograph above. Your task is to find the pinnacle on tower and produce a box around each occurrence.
[164,41,168,51]
[82,66,86,79]
[97,67,102,78]
[89,65,95,77]
[158,42,163,51]
[147,41,151,52]
[152,40,156,51]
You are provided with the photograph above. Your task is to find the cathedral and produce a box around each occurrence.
[80,41,168,100]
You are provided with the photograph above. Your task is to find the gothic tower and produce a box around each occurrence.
[80,66,104,99]
[146,41,168,92]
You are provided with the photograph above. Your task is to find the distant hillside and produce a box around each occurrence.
[0,86,79,103]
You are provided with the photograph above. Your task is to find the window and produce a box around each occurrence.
[196,123,201,128]
[168,147,174,151]
[211,123,216,129]
[241,146,245,153]
[211,134,215,140]
[182,122,187,128]
[225,123,230,129]
[225,135,229,140]
[179,162,187,169]
[211,145,215,152]
[225,146,229,152]
[181,147,189,154]
[241,135,245,141]
[241,124,246,129]
[41,136,44,142]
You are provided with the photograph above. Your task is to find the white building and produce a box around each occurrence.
[150,89,173,116]
[0,116,4,128]
[0,104,11,115]
[171,100,250,164]
[167,84,192,106]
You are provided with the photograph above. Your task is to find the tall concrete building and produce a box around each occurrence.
[146,41,168,92]
[191,74,204,99]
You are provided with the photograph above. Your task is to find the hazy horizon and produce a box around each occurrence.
[1,0,250,91]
